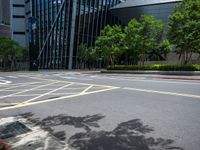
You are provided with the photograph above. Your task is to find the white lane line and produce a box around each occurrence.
[123,87,200,99]
[59,76,93,81]
[0,82,58,99]
[18,75,30,77]
[22,83,73,104]
[0,80,12,85]
[7,76,18,79]
[0,82,41,86]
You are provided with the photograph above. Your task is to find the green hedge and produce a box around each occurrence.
[107,64,200,71]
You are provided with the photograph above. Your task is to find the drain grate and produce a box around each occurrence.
[0,121,31,139]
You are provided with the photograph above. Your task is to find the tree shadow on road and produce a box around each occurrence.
[20,112,105,140]
[68,119,183,150]
[19,113,183,150]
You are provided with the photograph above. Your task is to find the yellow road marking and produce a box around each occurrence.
[0,75,119,111]
[8,92,79,97]
[21,83,73,104]
[28,76,116,88]
[123,87,200,99]
[0,82,58,99]
[0,82,40,91]
[80,85,93,94]
[0,86,119,111]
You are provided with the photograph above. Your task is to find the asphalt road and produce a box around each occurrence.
[0,71,200,150]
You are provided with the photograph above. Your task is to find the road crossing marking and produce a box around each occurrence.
[0,82,41,91]
[0,86,119,111]
[7,76,18,79]
[0,76,119,111]
[22,83,73,104]
[0,82,58,99]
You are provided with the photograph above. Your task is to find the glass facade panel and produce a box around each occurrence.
[111,2,179,25]
[31,0,120,69]
[30,0,180,69]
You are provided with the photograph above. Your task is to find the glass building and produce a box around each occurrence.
[111,0,181,25]
[30,0,181,70]
[30,0,121,69]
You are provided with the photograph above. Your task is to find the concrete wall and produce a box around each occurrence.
[10,0,27,47]
[0,0,2,23]
[0,0,10,23]
[0,25,11,37]
[0,0,11,37]
[145,53,200,65]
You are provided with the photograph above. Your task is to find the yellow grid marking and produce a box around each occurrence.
[0,76,119,111]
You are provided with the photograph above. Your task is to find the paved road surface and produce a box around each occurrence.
[0,71,200,150]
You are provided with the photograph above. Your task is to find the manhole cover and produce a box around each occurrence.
[0,121,31,139]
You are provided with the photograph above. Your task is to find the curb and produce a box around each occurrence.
[101,70,200,76]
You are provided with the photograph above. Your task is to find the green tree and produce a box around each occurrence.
[148,39,171,61]
[0,37,26,70]
[86,47,98,69]
[124,19,141,64]
[96,25,125,65]
[77,43,98,69]
[77,43,88,68]
[125,15,169,64]
[168,0,200,64]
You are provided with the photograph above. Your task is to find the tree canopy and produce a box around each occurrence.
[125,15,170,64]
[168,0,200,64]
[96,25,125,65]
[76,0,200,68]
[0,37,27,70]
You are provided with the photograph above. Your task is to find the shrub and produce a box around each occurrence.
[107,64,200,71]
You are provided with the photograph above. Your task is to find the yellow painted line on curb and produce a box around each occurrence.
[123,87,200,99]
[0,86,119,111]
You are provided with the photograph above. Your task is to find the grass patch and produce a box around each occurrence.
[107,64,200,71]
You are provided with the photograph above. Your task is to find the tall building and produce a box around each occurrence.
[10,0,28,47]
[0,0,11,37]
[29,0,184,69]
[30,0,122,69]
[0,0,29,47]
[111,0,181,24]
[0,0,10,23]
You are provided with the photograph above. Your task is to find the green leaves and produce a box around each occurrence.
[96,25,125,65]
[0,37,25,60]
[77,43,98,65]
[0,37,27,70]
[168,0,200,64]
[78,0,200,67]
[124,15,168,64]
